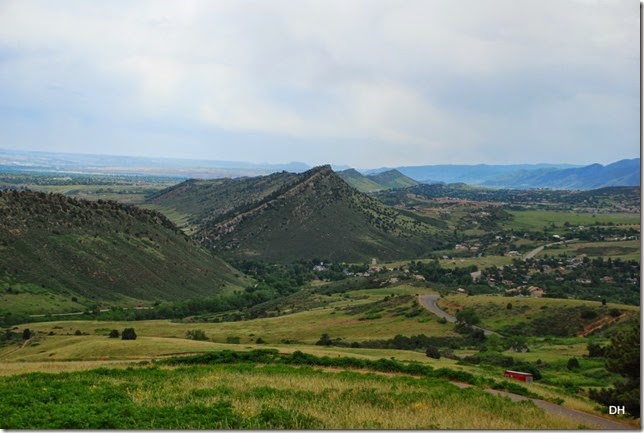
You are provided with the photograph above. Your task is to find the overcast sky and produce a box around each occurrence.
[0,0,639,168]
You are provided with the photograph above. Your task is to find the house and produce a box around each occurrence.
[504,370,534,383]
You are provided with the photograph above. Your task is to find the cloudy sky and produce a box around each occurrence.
[0,0,639,168]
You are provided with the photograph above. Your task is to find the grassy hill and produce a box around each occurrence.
[175,165,450,262]
[337,168,384,192]
[337,168,419,192]
[0,190,248,312]
[367,169,419,189]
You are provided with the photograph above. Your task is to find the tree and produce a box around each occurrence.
[455,307,480,326]
[121,328,137,340]
[589,317,640,417]
[316,333,333,346]
[425,346,441,359]
[109,329,120,338]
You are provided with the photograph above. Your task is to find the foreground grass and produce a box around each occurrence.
[0,361,582,429]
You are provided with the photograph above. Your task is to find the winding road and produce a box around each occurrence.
[418,294,495,336]
[418,293,636,429]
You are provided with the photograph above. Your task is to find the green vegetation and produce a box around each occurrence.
[0,190,248,325]
[0,351,583,429]
[589,317,640,417]
[337,168,385,192]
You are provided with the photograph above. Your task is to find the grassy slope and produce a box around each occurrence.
[2,283,638,424]
[367,169,419,189]
[437,294,639,334]
[337,169,385,192]
[0,190,248,310]
[146,172,300,229]
[0,362,582,429]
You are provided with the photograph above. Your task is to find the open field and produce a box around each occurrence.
[0,361,586,429]
[540,239,641,261]
[502,210,640,232]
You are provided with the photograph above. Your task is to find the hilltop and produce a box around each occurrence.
[150,166,450,262]
[336,169,384,192]
[0,190,248,307]
[337,168,418,192]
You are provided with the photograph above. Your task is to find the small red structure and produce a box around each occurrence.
[504,370,534,383]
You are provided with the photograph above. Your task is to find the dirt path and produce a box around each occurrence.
[577,312,631,337]
[418,294,495,336]
[451,382,636,430]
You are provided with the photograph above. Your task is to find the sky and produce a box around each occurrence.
[0,0,639,169]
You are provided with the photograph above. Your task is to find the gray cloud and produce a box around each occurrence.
[0,0,638,167]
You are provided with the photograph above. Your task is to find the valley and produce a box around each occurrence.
[0,164,640,429]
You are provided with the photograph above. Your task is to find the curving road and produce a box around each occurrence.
[418,294,495,336]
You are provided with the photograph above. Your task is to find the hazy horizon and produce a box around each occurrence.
[0,1,639,167]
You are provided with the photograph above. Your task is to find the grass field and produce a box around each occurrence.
[0,361,585,429]
[502,210,640,232]
[540,239,641,261]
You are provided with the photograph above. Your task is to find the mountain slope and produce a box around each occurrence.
[147,171,300,232]
[337,169,385,192]
[155,166,450,263]
[367,169,419,189]
[0,190,248,303]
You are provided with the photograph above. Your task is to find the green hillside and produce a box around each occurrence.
[337,168,385,192]
[192,166,449,262]
[0,190,248,310]
[146,171,300,232]
[367,169,419,189]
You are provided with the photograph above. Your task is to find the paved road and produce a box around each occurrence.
[451,382,637,430]
[522,239,578,260]
[418,294,494,336]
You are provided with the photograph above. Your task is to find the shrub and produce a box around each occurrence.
[566,357,580,370]
[609,308,621,317]
[186,330,208,341]
[225,336,240,344]
[425,346,441,359]
[74,330,83,336]
[109,329,120,338]
[122,328,137,340]
[255,337,265,344]
[587,342,605,358]
[22,328,31,340]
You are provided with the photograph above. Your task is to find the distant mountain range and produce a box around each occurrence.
[363,159,640,190]
[0,148,638,190]
[149,166,450,262]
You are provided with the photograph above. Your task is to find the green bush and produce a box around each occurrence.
[566,357,580,370]
[108,329,119,338]
[186,330,208,341]
[425,346,441,359]
[121,328,137,340]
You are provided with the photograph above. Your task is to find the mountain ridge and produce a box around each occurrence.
[150,166,450,263]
